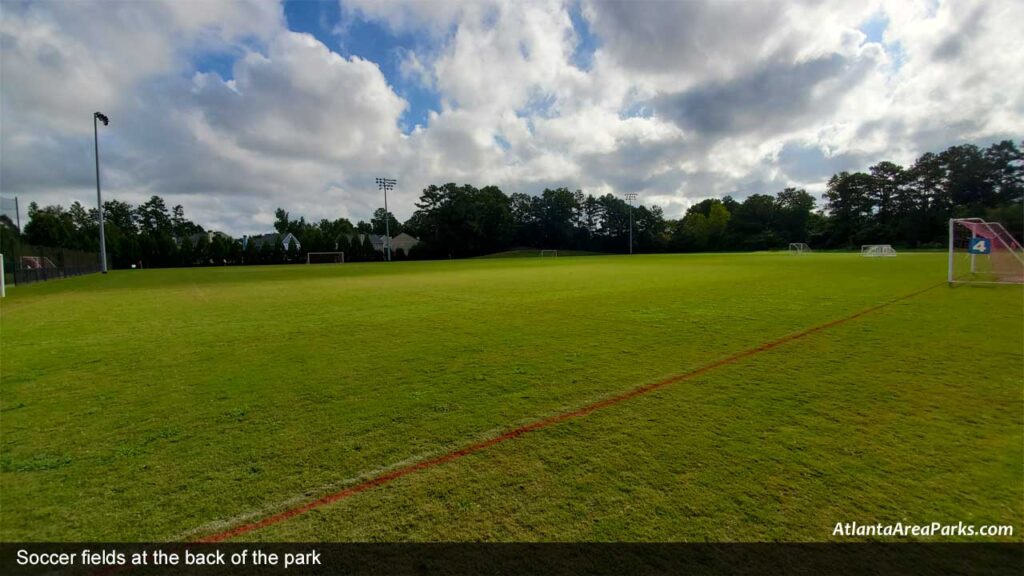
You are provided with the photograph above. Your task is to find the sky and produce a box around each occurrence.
[1,0,1021,236]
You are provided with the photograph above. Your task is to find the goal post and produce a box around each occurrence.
[948,218,1024,285]
[861,244,897,257]
[306,251,345,264]
[539,250,558,257]
[788,243,811,254]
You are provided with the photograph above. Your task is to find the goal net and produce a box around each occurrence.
[788,243,811,254]
[861,244,897,257]
[306,251,345,264]
[948,218,1024,285]
[540,250,558,257]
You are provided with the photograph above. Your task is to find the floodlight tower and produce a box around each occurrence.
[375,177,396,261]
[624,193,638,255]
[94,112,110,273]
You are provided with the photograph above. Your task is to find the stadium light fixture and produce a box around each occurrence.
[375,177,397,261]
[624,193,638,255]
[94,112,109,273]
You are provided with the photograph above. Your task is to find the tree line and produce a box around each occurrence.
[403,140,1020,255]
[2,140,1019,267]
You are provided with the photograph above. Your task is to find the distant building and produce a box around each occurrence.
[367,234,386,253]
[390,232,421,255]
[206,231,234,243]
[243,232,301,251]
[346,233,384,252]
[174,230,233,248]
[186,231,232,246]
[348,232,421,255]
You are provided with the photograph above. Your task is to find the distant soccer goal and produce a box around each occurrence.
[306,251,345,264]
[539,250,558,257]
[948,218,1024,285]
[861,244,897,257]
[788,243,811,254]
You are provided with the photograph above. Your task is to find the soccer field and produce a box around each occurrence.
[1,253,1021,542]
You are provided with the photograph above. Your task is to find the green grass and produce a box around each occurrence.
[475,248,606,258]
[0,253,1020,542]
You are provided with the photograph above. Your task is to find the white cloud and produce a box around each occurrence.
[0,0,281,134]
[192,32,406,161]
[1,0,1020,235]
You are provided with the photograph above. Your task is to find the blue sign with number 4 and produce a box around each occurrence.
[968,237,991,254]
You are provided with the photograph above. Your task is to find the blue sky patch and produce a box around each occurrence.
[568,0,599,71]
[858,11,905,74]
[859,11,889,44]
[283,0,441,132]
[192,50,238,81]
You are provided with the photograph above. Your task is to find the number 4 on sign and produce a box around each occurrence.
[968,237,991,254]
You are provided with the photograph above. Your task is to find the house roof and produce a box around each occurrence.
[249,233,278,247]
[248,232,299,248]
[348,233,385,246]
[391,232,420,243]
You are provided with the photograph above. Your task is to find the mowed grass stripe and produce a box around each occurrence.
[197,282,941,542]
[245,284,1022,542]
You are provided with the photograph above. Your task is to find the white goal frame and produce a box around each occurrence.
[861,244,897,257]
[306,251,345,264]
[948,218,1024,285]
[540,250,558,257]
[788,243,811,254]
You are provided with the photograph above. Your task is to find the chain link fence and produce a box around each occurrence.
[1,241,102,287]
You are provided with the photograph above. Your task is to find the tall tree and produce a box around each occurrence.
[371,208,402,237]
[868,161,905,238]
[137,196,172,236]
[822,172,875,246]
[775,188,816,243]
[274,208,290,234]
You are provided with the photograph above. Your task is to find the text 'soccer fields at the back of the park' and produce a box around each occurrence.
[1,253,1020,542]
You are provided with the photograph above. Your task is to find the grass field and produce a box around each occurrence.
[476,249,605,258]
[1,253,1021,542]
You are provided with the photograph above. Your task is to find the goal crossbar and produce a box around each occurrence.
[861,244,897,257]
[306,251,345,264]
[948,218,1023,284]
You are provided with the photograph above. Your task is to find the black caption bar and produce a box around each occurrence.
[2,543,1020,575]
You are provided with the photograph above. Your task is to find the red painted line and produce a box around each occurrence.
[195,283,941,543]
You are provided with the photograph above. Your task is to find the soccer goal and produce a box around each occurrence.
[861,244,897,257]
[788,243,811,254]
[948,218,1024,285]
[306,251,345,264]
[540,250,558,257]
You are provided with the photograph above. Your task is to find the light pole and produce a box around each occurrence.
[375,177,396,261]
[94,112,110,273]
[625,192,637,255]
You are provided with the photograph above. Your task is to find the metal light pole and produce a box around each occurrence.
[625,193,637,255]
[94,112,110,273]
[375,177,396,261]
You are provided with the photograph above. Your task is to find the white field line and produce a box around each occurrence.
[191,281,210,303]
[174,392,623,541]
[174,447,443,540]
